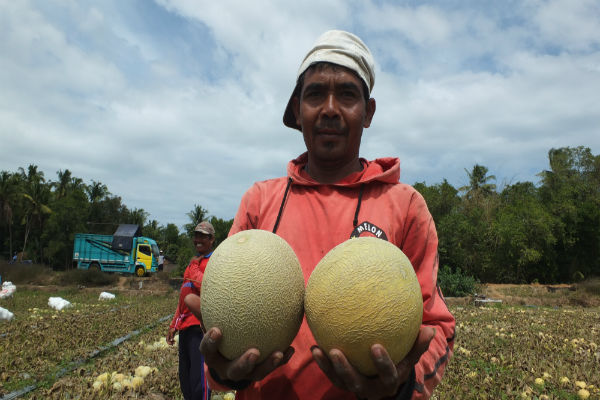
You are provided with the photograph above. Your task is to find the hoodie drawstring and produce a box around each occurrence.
[272,179,364,233]
[272,177,293,234]
[353,184,364,228]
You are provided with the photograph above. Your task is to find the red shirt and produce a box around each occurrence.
[170,253,212,331]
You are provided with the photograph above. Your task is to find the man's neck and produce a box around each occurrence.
[305,158,363,184]
[194,251,210,259]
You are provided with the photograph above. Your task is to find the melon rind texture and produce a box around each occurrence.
[305,237,423,376]
[201,229,305,363]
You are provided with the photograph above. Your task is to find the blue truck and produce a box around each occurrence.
[72,224,160,277]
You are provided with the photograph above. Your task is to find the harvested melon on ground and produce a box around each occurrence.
[305,237,423,376]
[201,229,305,362]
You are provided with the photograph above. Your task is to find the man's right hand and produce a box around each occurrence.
[166,327,176,346]
[200,327,295,384]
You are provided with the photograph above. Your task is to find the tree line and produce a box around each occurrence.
[414,146,599,284]
[1,146,598,283]
[0,165,232,272]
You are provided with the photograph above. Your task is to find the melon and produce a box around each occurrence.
[305,237,423,376]
[200,229,305,362]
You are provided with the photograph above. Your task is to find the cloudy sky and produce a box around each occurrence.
[1,0,599,229]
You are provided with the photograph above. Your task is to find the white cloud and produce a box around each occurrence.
[534,0,600,51]
[363,4,453,46]
[1,0,599,229]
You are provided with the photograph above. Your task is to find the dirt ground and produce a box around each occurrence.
[12,263,183,296]
[28,279,595,308]
[5,260,596,308]
[446,282,599,307]
[485,282,572,296]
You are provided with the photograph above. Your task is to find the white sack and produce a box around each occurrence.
[0,306,14,321]
[48,297,72,311]
[0,281,16,299]
[99,292,115,300]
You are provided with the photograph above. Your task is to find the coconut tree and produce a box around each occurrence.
[144,219,160,237]
[459,164,497,196]
[21,181,52,261]
[85,180,110,227]
[52,169,73,199]
[41,169,89,267]
[453,165,499,279]
[538,146,600,281]
[128,208,149,228]
[85,180,109,203]
[18,165,52,261]
[185,204,209,237]
[0,171,20,258]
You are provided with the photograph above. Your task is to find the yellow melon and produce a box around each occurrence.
[200,229,304,362]
[305,237,423,376]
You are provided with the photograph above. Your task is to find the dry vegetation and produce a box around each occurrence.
[437,305,599,399]
[0,264,598,399]
[480,282,600,308]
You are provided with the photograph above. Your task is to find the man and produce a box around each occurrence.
[158,250,165,272]
[167,221,215,400]
[200,30,455,399]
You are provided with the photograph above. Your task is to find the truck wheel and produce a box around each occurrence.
[135,266,146,277]
[89,263,100,272]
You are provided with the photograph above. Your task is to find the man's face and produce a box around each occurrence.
[293,64,375,168]
[193,232,214,254]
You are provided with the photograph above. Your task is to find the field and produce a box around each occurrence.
[0,268,599,399]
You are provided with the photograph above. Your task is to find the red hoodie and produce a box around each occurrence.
[170,254,211,331]
[209,153,455,399]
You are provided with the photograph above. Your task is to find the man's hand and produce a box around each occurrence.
[200,327,295,384]
[311,326,436,400]
[183,294,205,331]
[166,327,177,346]
[184,294,201,316]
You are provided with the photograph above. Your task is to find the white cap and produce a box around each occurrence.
[283,30,376,130]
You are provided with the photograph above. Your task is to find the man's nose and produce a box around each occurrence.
[322,93,340,117]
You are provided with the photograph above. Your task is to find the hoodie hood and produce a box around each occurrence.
[287,152,400,187]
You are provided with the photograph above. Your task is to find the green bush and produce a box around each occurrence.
[175,246,195,276]
[155,270,172,283]
[576,277,600,296]
[438,265,479,297]
[0,262,51,285]
[572,271,585,282]
[57,269,119,287]
[166,243,180,263]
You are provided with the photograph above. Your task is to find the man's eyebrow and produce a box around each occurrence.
[302,82,326,93]
[338,81,361,92]
[303,81,362,93]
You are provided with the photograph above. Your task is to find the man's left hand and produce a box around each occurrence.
[311,326,435,400]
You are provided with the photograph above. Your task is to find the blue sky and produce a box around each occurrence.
[1,0,599,229]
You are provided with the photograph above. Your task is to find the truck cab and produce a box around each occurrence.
[132,237,161,276]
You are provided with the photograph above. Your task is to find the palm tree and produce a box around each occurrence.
[18,165,43,186]
[128,208,149,228]
[21,180,52,260]
[459,164,497,196]
[0,171,19,258]
[85,180,109,203]
[85,181,110,228]
[53,169,73,199]
[185,205,209,237]
[18,165,52,260]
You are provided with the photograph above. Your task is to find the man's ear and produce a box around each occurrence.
[292,96,301,127]
[363,98,376,128]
